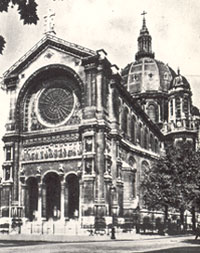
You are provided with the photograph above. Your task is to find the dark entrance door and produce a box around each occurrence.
[66,174,79,218]
[26,177,38,221]
[44,172,61,219]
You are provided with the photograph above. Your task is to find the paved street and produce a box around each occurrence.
[0,235,199,253]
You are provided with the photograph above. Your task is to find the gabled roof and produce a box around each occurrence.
[3,33,96,79]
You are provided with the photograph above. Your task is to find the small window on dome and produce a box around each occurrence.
[147,104,158,123]
[164,72,168,80]
[149,73,153,79]
[132,74,139,82]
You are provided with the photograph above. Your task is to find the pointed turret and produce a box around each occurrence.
[135,11,154,60]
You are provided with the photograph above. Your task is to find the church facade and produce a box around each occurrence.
[0,16,199,232]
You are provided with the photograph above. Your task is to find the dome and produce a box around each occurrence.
[121,57,176,94]
[169,70,190,91]
[191,106,200,116]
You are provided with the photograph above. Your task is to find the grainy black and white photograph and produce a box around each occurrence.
[0,0,200,252]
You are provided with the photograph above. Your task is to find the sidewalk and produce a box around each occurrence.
[0,232,194,243]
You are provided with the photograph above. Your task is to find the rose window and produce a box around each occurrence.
[37,87,74,126]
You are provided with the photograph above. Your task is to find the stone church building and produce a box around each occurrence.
[0,15,199,232]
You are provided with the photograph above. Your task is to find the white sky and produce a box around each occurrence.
[0,0,199,167]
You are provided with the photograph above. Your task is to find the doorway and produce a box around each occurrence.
[66,174,79,218]
[26,177,38,221]
[44,172,61,219]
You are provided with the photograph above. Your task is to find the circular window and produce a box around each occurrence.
[37,87,74,126]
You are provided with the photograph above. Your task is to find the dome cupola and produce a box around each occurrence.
[135,11,155,61]
[170,68,190,91]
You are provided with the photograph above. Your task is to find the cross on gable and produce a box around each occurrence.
[44,9,56,35]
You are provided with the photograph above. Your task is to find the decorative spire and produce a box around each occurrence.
[141,11,147,31]
[44,9,56,35]
[135,11,154,61]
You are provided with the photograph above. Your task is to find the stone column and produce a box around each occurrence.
[60,180,65,221]
[173,98,176,121]
[20,183,26,217]
[95,127,106,216]
[96,65,105,120]
[37,183,43,221]
[42,183,47,218]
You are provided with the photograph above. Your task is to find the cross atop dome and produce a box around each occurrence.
[141,10,147,16]
[44,9,56,35]
[141,11,147,30]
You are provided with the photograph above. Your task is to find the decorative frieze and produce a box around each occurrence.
[21,141,82,163]
[22,132,79,146]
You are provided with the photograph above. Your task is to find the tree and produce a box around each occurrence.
[0,0,39,54]
[141,142,200,231]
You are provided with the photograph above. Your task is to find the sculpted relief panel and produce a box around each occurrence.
[21,141,82,163]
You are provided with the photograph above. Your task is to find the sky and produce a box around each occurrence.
[0,0,199,167]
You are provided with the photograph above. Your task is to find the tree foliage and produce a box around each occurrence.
[0,0,39,54]
[141,142,200,224]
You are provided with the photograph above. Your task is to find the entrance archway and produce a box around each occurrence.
[65,174,79,218]
[43,172,61,219]
[26,177,38,221]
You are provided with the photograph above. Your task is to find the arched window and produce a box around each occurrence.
[170,100,173,116]
[130,116,136,143]
[128,157,137,198]
[150,134,155,152]
[121,107,128,134]
[175,97,181,118]
[137,123,142,145]
[155,139,159,153]
[144,128,148,150]
[113,92,120,122]
[147,104,158,123]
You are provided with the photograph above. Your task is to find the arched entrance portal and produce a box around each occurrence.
[43,172,61,219]
[26,177,38,221]
[65,174,79,218]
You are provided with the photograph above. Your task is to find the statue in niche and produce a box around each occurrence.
[72,145,76,156]
[48,148,53,158]
[63,148,67,157]
[54,148,58,158]
[105,140,111,154]
[27,151,31,161]
[35,151,39,160]
[117,164,122,179]
[68,144,73,157]
[78,142,82,155]
[85,137,93,152]
[85,159,92,174]
[40,151,44,160]
[107,161,111,174]
[5,167,10,181]
[44,150,49,159]
[59,148,63,158]
[31,152,35,160]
